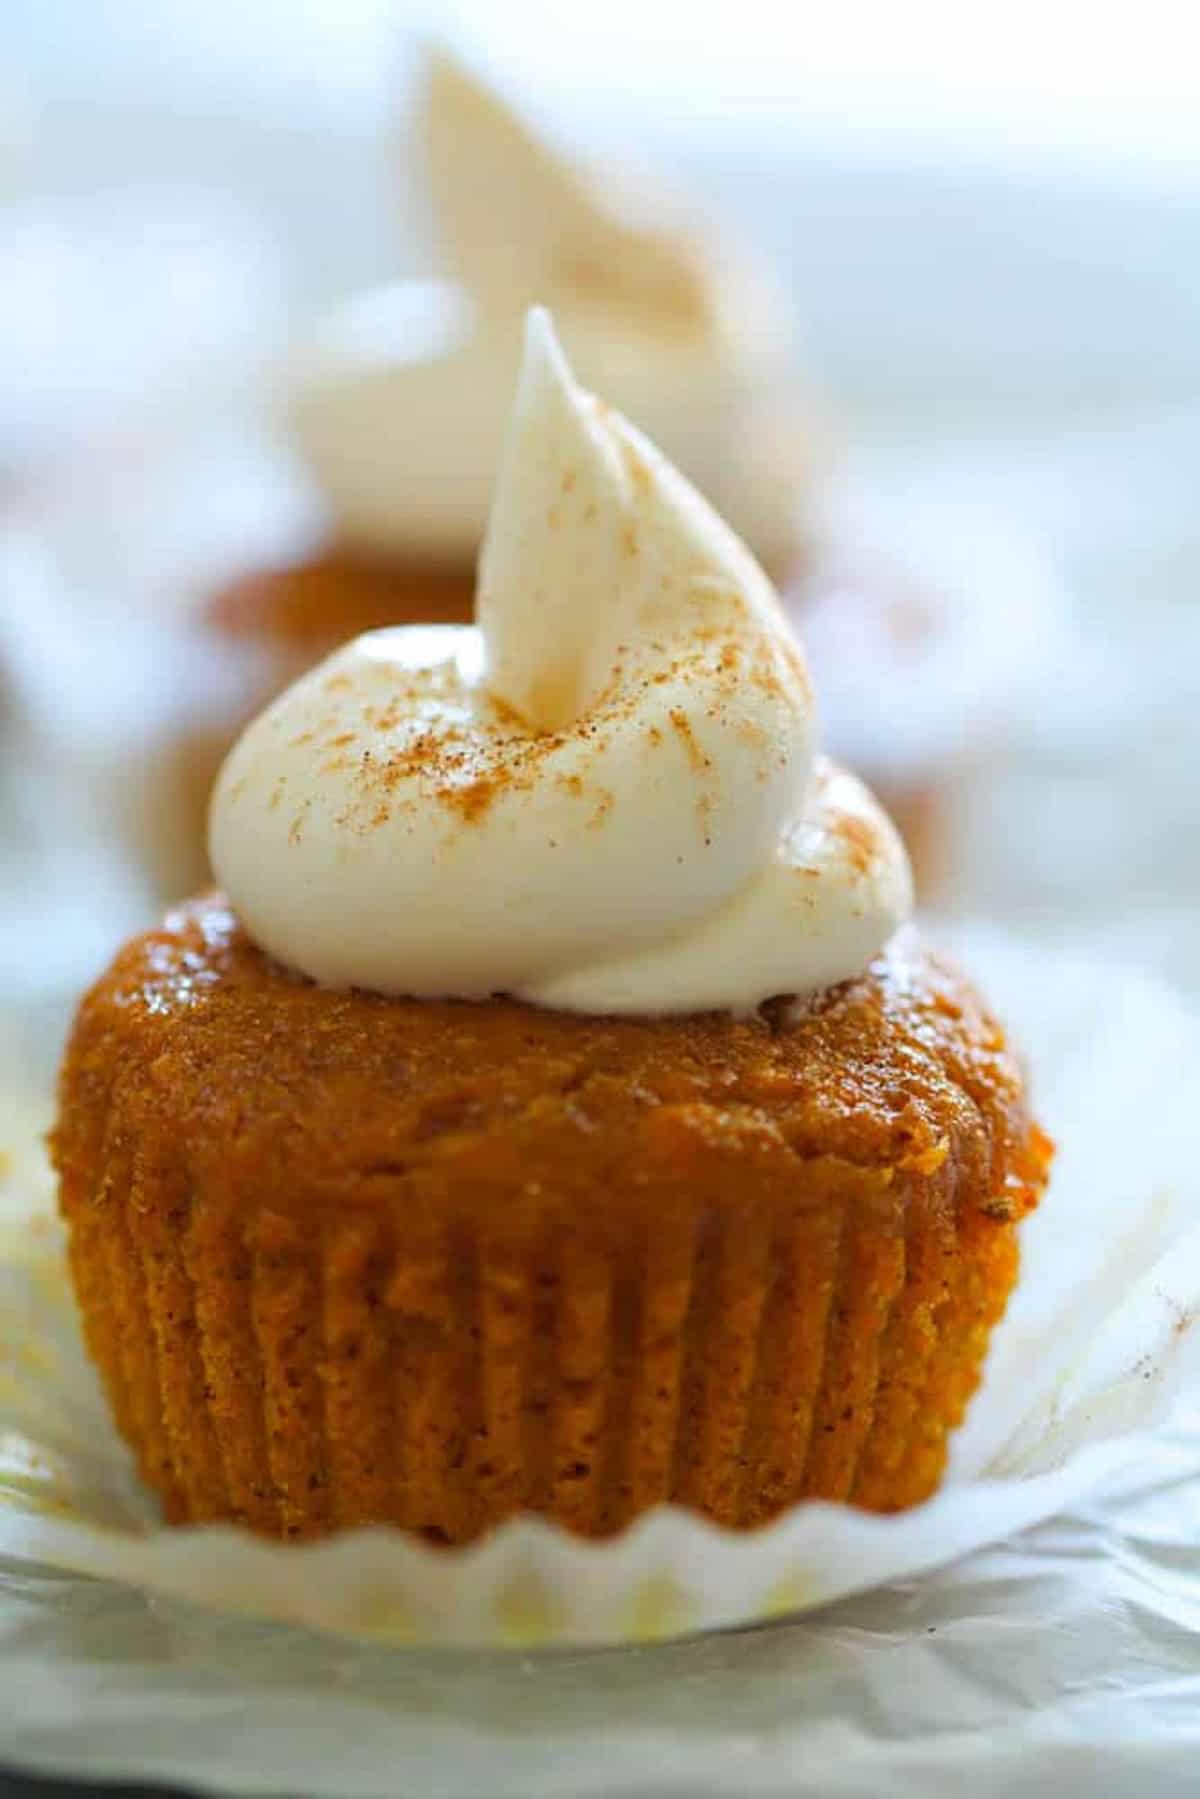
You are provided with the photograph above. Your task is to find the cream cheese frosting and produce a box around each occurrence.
[213,310,908,1015]
[286,49,808,569]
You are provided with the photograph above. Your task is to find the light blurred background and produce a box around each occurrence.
[2,0,1199,1082]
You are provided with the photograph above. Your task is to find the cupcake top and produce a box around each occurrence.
[286,49,808,571]
[212,310,909,1016]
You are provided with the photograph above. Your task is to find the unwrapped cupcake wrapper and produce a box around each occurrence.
[2,932,1199,1647]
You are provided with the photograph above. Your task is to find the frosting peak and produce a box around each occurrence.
[215,312,908,1015]
[479,308,780,732]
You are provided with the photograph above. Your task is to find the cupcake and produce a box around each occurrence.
[54,312,1050,1543]
[162,48,811,897]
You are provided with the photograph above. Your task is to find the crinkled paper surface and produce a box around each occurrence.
[0,1413,1197,1799]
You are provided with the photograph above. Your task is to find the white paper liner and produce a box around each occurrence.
[1,931,1198,1651]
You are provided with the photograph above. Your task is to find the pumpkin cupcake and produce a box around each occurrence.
[54,312,1050,1543]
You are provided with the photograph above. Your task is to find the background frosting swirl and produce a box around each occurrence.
[214,310,909,1014]
[285,49,809,569]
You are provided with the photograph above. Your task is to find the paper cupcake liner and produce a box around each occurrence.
[68,1164,1025,1544]
[2,932,1198,1647]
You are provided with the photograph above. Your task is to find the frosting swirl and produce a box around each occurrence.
[286,49,808,569]
[213,311,908,1015]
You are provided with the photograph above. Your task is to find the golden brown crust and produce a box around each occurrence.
[54,895,1050,1540]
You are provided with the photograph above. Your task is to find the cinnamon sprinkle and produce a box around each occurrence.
[831,810,878,877]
